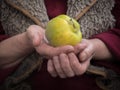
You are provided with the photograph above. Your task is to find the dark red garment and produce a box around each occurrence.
[44,0,67,19]
[92,29,120,61]
[0,23,9,42]
[92,0,120,61]
[0,0,120,90]
[28,0,120,90]
[29,60,100,90]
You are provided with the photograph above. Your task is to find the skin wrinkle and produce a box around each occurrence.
[53,56,66,78]
[0,0,119,89]
[47,59,57,77]
[60,53,75,77]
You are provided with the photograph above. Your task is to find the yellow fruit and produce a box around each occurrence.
[45,14,82,47]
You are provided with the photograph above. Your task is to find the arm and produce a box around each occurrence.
[0,25,74,69]
[47,0,120,78]
[76,0,120,61]
[47,32,120,78]
[91,29,120,61]
[0,32,34,68]
[76,38,113,61]
[90,0,120,60]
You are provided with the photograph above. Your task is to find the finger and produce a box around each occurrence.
[56,45,74,55]
[32,32,43,46]
[47,59,57,77]
[74,43,87,54]
[76,54,94,75]
[80,56,92,74]
[69,53,91,75]
[27,25,45,46]
[35,43,54,56]
[79,46,94,62]
[68,53,83,75]
[59,53,75,77]
[53,56,66,78]
[36,44,74,57]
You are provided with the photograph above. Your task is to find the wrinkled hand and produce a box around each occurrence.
[26,25,74,57]
[47,39,95,78]
[75,39,95,62]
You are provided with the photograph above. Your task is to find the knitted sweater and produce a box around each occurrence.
[0,0,120,90]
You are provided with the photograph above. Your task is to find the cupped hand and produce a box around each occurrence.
[47,39,95,78]
[47,52,91,78]
[26,25,74,57]
[74,39,95,62]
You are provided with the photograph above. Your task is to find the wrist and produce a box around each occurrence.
[89,38,112,60]
[89,38,101,51]
[18,32,34,52]
[0,32,35,68]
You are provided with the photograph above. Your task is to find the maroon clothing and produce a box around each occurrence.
[93,29,120,61]
[44,0,67,19]
[29,60,100,90]
[0,0,120,90]
[92,0,120,61]
[0,23,9,42]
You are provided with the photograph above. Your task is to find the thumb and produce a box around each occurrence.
[56,45,74,55]
[32,31,45,47]
[74,43,87,54]
[32,33,42,47]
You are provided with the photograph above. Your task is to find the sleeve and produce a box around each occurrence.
[92,29,120,61]
[91,0,120,61]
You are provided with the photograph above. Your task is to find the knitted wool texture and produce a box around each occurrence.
[0,0,115,90]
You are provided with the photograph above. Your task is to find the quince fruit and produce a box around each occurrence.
[45,14,82,47]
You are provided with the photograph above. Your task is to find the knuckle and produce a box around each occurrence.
[55,66,63,74]
[84,49,90,56]
[62,64,68,70]
[72,60,77,67]
[27,25,36,30]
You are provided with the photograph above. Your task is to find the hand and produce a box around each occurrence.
[47,39,95,78]
[76,39,112,60]
[0,25,74,69]
[27,25,74,57]
[74,39,95,62]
